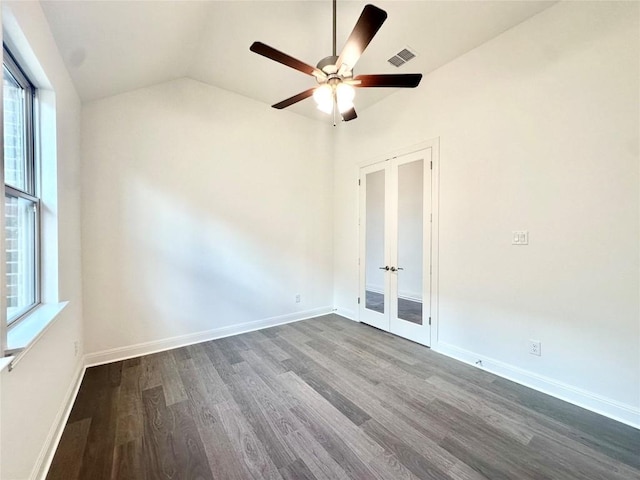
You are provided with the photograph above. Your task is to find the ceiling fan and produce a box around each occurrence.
[250,0,422,123]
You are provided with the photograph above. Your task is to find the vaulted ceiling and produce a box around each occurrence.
[40,1,555,121]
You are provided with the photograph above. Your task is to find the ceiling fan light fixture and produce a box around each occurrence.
[316,101,334,115]
[336,82,355,113]
[313,84,334,114]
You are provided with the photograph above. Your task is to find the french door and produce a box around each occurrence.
[358,148,432,346]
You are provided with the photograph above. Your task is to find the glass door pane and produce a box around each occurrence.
[396,159,423,325]
[365,169,385,313]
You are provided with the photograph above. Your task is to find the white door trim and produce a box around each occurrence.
[357,137,440,347]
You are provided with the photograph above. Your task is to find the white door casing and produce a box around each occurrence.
[358,146,434,347]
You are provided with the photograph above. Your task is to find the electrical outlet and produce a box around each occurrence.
[529,340,541,356]
[295,294,301,304]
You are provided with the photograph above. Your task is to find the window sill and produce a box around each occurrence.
[5,302,68,369]
[0,355,13,373]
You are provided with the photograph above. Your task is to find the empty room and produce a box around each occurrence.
[0,0,638,479]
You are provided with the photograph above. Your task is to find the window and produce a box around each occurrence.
[3,46,39,326]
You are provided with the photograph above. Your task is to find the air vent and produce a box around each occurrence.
[387,46,417,68]
[388,56,405,67]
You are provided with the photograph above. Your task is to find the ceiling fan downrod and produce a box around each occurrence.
[333,0,337,57]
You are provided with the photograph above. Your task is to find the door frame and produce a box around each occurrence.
[357,138,440,347]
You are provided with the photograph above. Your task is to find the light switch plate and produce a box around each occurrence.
[512,230,529,245]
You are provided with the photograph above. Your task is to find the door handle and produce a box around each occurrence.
[390,266,404,272]
[379,266,390,271]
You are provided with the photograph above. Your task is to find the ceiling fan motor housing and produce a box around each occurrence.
[317,55,339,74]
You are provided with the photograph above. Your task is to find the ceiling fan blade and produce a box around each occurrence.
[354,73,423,88]
[336,4,387,72]
[341,107,357,122]
[272,88,316,109]
[250,42,325,78]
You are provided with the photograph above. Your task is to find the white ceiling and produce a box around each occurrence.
[40,0,555,121]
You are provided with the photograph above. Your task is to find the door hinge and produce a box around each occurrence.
[430,161,433,170]
[430,213,432,223]
[429,317,431,325]
[358,179,361,186]
[357,297,360,304]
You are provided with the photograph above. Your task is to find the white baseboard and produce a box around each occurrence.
[85,306,333,367]
[333,307,357,321]
[433,341,640,429]
[31,359,85,480]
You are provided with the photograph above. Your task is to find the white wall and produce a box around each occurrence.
[81,78,334,356]
[334,1,640,425]
[0,2,84,479]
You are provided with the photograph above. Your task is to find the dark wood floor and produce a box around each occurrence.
[47,314,640,480]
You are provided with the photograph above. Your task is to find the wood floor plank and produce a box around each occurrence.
[215,400,284,480]
[233,360,300,436]
[434,399,560,480]
[115,362,144,446]
[189,395,250,480]
[76,376,119,480]
[168,400,215,479]
[284,360,372,427]
[488,377,640,469]
[215,337,246,365]
[185,343,231,405]
[45,418,91,480]
[288,336,454,451]
[139,353,163,392]
[240,336,291,374]
[425,375,535,445]
[159,351,188,406]
[282,426,351,480]
[110,438,144,480]
[362,419,451,480]
[277,371,419,480]
[288,403,381,479]
[202,340,237,385]
[141,385,179,478]
[47,315,640,480]
[279,458,318,480]
[446,461,490,480]
[176,357,225,430]
[526,433,640,480]
[225,368,298,469]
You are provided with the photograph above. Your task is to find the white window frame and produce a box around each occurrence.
[3,44,41,328]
